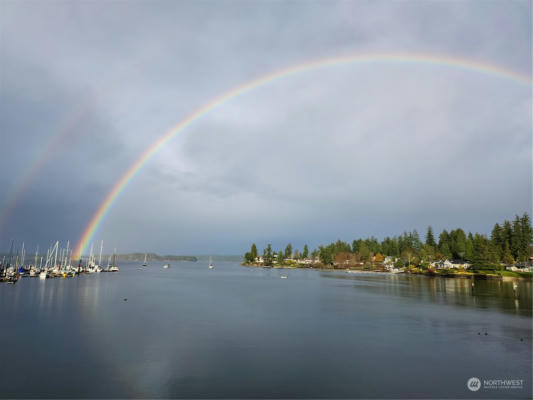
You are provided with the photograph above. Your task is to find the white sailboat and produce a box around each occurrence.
[108,249,119,272]
[142,253,148,267]
[93,240,103,272]
[208,256,214,269]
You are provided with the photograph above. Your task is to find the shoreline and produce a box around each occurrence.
[241,263,531,280]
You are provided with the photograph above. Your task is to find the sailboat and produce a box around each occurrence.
[108,249,119,272]
[142,253,148,267]
[93,240,104,272]
[208,256,214,269]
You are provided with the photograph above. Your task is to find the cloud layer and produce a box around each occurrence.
[1,0,531,254]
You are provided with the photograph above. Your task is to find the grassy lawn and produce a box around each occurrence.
[500,270,533,279]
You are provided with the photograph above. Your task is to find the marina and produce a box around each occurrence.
[0,240,119,284]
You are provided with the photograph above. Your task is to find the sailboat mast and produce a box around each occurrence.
[98,241,103,266]
[54,241,58,268]
[89,243,94,266]
[8,239,14,267]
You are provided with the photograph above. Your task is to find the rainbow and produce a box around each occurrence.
[0,102,92,236]
[72,52,531,258]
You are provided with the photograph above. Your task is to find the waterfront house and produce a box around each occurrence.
[450,260,471,269]
[383,257,397,270]
[431,259,454,269]
[507,264,533,273]
[334,252,357,266]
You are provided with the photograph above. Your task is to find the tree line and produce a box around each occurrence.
[244,213,532,269]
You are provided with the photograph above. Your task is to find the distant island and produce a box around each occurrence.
[243,213,532,280]
[116,253,197,262]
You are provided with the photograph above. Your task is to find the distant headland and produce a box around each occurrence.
[117,253,197,262]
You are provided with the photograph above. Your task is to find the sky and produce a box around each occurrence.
[0,0,531,256]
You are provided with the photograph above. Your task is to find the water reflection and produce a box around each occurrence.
[1,262,531,398]
[323,271,532,316]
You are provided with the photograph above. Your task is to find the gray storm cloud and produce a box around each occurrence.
[0,0,531,254]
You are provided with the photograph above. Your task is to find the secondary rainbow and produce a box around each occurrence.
[72,52,531,259]
[0,95,102,236]
[0,105,90,236]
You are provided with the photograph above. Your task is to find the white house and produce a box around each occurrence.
[451,261,471,269]
[507,265,533,273]
[431,259,454,269]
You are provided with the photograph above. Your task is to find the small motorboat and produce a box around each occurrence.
[280,275,287,279]
[163,264,170,269]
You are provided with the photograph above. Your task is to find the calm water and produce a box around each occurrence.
[0,261,531,398]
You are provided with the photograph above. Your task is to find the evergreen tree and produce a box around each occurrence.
[490,223,503,259]
[488,242,500,263]
[251,243,258,260]
[502,242,514,265]
[284,243,292,259]
[502,220,513,251]
[511,216,522,260]
[519,212,533,261]
[440,242,452,260]
[438,230,450,256]
[264,244,273,266]
[390,238,397,256]
[450,229,466,260]
[422,244,436,261]
[277,250,284,262]
[352,239,361,254]
[302,244,309,259]
[359,243,370,261]
[318,245,333,265]
[472,234,491,269]
[334,239,352,254]
[412,230,422,251]
[425,226,436,247]
[244,252,253,263]
[465,233,474,261]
